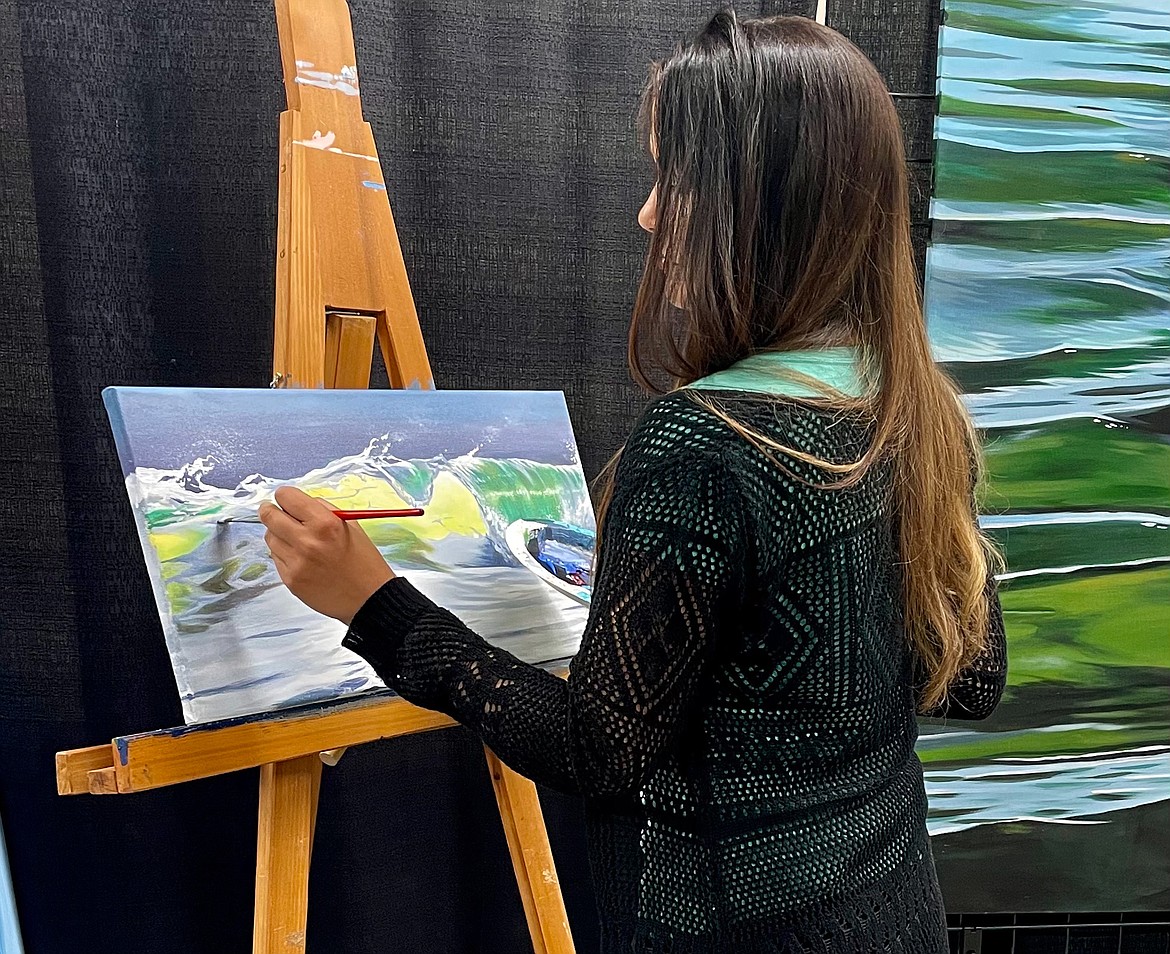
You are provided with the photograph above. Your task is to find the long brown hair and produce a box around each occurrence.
[606,9,998,709]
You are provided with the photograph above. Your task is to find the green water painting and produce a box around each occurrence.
[924,0,1170,912]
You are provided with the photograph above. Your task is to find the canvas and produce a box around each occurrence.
[924,0,1170,911]
[104,388,595,725]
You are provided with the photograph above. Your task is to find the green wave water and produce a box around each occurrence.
[125,446,594,723]
[923,0,1170,907]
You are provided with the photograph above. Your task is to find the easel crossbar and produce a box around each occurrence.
[56,693,454,795]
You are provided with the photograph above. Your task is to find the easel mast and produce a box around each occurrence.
[272,0,431,391]
[54,2,576,951]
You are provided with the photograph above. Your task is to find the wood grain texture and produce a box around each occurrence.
[87,767,120,795]
[254,755,323,954]
[272,110,297,386]
[280,111,326,389]
[55,745,115,795]
[325,312,376,388]
[109,693,455,792]
[486,748,575,954]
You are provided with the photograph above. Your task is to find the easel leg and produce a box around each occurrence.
[254,754,324,954]
[484,747,576,954]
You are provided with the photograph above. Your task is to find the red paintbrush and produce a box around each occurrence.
[218,507,424,525]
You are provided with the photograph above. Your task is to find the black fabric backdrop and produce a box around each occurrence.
[0,1,942,951]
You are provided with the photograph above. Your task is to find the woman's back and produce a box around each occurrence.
[344,358,1005,950]
[587,383,948,951]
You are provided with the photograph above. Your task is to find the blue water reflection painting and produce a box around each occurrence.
[924,0,1170,911]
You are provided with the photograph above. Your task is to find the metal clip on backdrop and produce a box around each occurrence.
[54,1,575,952]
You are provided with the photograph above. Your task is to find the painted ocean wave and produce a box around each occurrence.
[924,0,1170,853]
[129,436,593,723]
[132,434,594,562]
[933,201,1170,225]
[924,745,1170,836]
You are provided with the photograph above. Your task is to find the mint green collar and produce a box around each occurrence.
[687,347,866,398]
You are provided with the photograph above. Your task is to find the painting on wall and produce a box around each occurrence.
[104,388,595,725]
[924,0,1170,911]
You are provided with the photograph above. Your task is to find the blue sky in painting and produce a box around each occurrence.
[104,388,580,488]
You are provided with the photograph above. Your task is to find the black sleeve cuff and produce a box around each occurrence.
[341,577,440,676]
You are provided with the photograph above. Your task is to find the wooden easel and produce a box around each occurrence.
[55,1,576,951]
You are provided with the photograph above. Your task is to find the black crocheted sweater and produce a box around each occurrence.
[343,389,1007,953]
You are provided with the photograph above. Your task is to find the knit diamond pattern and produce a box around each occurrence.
[344,390,1007,953]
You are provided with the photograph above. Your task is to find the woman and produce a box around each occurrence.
[261,10,1007,952]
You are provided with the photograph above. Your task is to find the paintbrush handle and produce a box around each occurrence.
[332,508,425,520]
[221,508,424,525]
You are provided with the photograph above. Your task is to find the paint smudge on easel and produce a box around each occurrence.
[300,129,336,149]
[362,180,386,191]
[294,129,378,163]
[295,62,359,96]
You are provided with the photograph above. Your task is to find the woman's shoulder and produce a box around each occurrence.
[623,390,741,466]
[611,393,749,527]
[628,388,839,453]
[625,388,877,482]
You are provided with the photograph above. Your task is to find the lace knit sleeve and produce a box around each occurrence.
[918,574,1007,720]
[342,425,746,798]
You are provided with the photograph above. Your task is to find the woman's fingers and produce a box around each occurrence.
[270,550,294,586]
[258,501,303,543]
[257,489,395,624]
[274,486,335,525]
[264,529,296,564]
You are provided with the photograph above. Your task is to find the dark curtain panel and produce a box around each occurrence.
[0,1,953,952]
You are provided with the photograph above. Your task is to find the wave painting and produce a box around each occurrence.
[924,0,1170,911]
[103,388,594,725]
